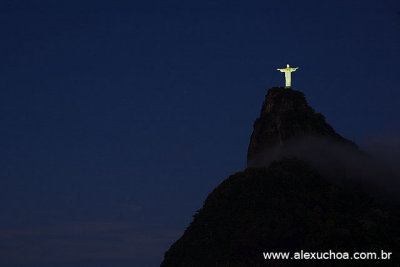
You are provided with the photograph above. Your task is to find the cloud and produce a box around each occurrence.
[250,135,400,203]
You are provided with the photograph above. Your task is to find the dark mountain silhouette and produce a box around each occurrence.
[161,87,400,266]
[247,87,357,167]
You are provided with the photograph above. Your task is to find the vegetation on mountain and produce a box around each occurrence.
[162,87,399,266]
[162,159,399,266]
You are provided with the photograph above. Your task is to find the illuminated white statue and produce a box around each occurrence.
[277,64,299,88]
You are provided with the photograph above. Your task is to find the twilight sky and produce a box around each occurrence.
[1,0,399,266]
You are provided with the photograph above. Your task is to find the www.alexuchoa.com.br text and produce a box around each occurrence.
[263,250,392,260]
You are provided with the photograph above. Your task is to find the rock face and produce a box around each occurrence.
[161,87,400,266]
[247,87,356,167]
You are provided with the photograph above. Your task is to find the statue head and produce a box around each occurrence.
[287,64,290,68]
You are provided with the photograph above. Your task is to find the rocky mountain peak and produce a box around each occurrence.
[247,87,356,167]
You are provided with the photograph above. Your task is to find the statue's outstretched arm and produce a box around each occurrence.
[277,69,285,72]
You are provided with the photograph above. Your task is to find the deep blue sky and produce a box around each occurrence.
[1,0,399,266]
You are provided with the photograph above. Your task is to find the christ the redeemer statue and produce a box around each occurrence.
[277,64,299,88]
